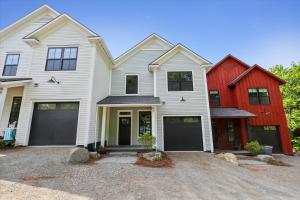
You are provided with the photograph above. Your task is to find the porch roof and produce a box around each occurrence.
[97,96,161,106]
[210,108,256,118]
[0,78,32,87]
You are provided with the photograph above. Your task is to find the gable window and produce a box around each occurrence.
[209,90,220,106]
[126,75,138,94]
[167,71,193,91]
[46,47,78,71]
[248,88,270,104]
[138,111,151,137]
[3,54,20,76]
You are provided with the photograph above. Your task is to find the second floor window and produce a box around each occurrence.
[209,90,220,106]
[248,88,270,104]
[126,75,138,94]
[168,71,193,91]
[3,54,20,76]
[46,47,78,71]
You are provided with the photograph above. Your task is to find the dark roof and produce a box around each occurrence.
[0,78,32,82]
[228,64,285,87]
[210,108,256,118]
[97,96,161,105]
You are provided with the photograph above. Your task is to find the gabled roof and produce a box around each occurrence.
[148,43,212,71]
[114,34,173,67]
[207,54,251,74]
[23,13,98,39]
[0,5,59,38]
[228,64,286,87]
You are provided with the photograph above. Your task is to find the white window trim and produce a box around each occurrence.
[116,110,133,145]
[165,70,195,93]
[137,109,152,138]
[124,74,139,95]
[161,115,206,152]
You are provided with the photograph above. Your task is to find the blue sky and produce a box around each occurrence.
[0,0,299,68]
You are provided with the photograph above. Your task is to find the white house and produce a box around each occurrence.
[0,5,113,148]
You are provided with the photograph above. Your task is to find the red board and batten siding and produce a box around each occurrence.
[233,68,292,154]
[207,55,293,155]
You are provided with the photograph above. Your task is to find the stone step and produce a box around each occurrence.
[108,151,137,157]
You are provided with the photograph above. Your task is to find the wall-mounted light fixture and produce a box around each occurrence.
[48,76,60,84]
[180,97,186,102]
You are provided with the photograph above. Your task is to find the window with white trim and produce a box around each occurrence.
[126,75,138,94]
[167,71,193,91]
[3,54,20,76]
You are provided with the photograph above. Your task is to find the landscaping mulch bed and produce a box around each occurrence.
[0,146,28,153]
[135,152,174,168]
[84,154,107,165]
[266,159,291,166]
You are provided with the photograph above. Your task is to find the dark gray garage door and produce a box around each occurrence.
[29,102,79,145]
[248,126,282,153]
[164,116,203,151]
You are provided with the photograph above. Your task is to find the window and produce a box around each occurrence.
[3,54,20,76]
[168,71,193,91]
[225,121,235,142]
[37,103,56,110]
[126,75,138,94]
[248,88,270,104]
[138,111,151,136]
[8,97,22,126]
[46,47,78,71]
[209,90,220,106]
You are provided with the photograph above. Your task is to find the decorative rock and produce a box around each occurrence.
[215,153,238,165]
[142,152,162,162]
[256,154,275,162]
[68,148,90,164]
[294,151,300,157]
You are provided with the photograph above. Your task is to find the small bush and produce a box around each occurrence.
[292,137,300,152]
[138,133,156,150]
[246,141,263,155]
[0,140,15,149]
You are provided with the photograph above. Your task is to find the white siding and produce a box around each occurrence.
[15,22,95,146]
[156,52,212,151]
[0,11,57,78]
[111,40,168,96]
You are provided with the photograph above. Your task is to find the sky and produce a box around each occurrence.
[0,0,299,68]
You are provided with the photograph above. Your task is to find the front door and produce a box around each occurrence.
[119,117,131,145]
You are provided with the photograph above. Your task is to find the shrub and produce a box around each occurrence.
[292,137,300,151]
[138,133,156,150]
[0,140,15,148]
[246,141,263,155]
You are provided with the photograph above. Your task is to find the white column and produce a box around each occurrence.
[100,106,107,147]
[151,106,157,149]
[0,87,8,125]
[94,106,99,150]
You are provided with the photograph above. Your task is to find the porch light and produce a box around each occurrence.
[48,76,60,84]
[180,97,186,102]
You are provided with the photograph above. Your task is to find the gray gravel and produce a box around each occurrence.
[0,147,300,200]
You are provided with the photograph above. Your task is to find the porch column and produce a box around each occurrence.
[151,106,157,148]
[240,118,248,149]
[0,87,8,123]
[100,106,107,147]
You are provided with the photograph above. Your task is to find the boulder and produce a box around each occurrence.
[68,147,90,164]
[215,153,238,165]
[256,154,275,162]
[142,152,162,162]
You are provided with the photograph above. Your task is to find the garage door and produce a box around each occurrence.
[164,116,203,151]
[248,126,282,153]
[29,102,79,145]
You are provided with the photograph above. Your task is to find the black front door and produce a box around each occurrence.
[119,117,131,145]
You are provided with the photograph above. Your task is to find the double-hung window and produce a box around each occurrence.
[248,88,270,104]
[167,71,193,91]
[46,47,78,71]
[209,90,220,106]
[126,75,138,94]
[3,54,20,76]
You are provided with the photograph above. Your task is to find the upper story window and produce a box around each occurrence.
[45,47,78,71]
[167,71,193,91]
[126,75,138,94]
[209,90,220,106]
[3,54,20,76]
[248,88,270,105]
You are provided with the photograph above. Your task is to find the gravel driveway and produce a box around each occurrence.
[0,147,299,200]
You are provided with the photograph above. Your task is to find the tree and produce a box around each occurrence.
[270,63,300,134]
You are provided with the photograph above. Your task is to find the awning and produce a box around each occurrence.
[97,96,161,106]
[0,78,32,87]
[210,108,255,118]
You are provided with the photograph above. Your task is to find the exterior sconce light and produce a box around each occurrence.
[180,97,186,102]
[48,76,60,84]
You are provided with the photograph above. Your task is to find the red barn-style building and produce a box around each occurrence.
[207,55,292,155]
